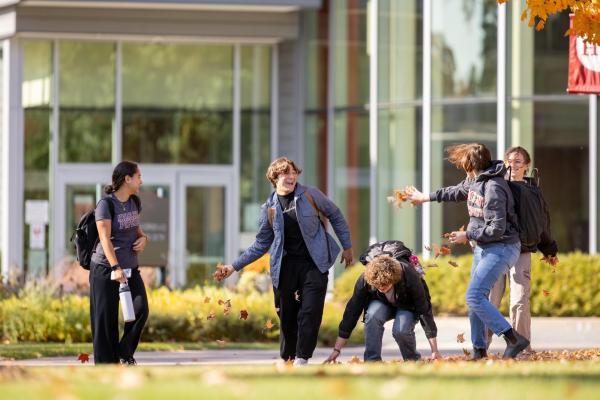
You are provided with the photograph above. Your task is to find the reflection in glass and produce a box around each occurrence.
[377,107,422,250]
[66,185,98,254]
[186,187,225,286]
[432,0,497,98]
[122,43,233,164]
[431,103,496,252]
[240,45,271,233]
[333,110,369,274]
[59,41,114,163]
[378,0,422,102]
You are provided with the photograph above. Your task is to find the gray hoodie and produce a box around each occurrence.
[429,160,520,245]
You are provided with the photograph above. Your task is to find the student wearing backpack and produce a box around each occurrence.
[89,161,149,365]
[214,157,353,366]
[323,241,440,363]
[487,146,558,352]
[406,143,529,359]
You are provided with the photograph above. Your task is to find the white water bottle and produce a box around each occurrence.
[119,282,136,322]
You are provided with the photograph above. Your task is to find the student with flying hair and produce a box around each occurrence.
[215,157,353,366]
[407,143,529,359]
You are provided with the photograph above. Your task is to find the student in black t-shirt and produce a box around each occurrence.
[90,161,149,365]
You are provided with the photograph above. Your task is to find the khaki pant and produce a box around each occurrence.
[487,252,532,351]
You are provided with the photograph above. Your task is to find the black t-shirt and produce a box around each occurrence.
[277,190,311,259]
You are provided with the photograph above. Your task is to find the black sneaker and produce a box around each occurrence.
[119,357,137,366]
[502,331,530,359]
[471,348,487,360]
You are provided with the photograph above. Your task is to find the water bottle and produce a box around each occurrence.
[119,282,136,322]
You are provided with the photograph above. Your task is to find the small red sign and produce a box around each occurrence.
[568,14,600,94]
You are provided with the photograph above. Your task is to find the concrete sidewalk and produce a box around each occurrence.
[3,317,599,366]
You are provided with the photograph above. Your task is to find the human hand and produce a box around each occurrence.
[404,186,429,205]
[340,248,354,268]
[449,231,468,245]
[323,349,341,364]
[430,351,442,360]
[133,235,148,252]
[112,268,128,284]
[541,255,559,266]
[213,264,235,282]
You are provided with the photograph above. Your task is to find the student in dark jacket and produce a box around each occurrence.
[407,143,529,360]
[488,146,558,351]
[324,248,439,363]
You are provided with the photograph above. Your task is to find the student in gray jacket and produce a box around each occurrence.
[407,143,529,359]
[215,157,353,365]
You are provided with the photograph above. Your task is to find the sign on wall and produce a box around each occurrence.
[568,14,600,94]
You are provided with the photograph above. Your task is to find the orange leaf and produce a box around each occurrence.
[456,333,465,343]
[204,296,211,304]
[462,348,471,357]
[223,307,231,316]
[349,355,361,364]
[442,232,451,239]
[448,260,459,268]
[207,311,216,321]
[265,319,274,329]
[77,353,90,363]
[240,310,249,320]
[216,339,226,348]
[440,246,452,255]
[459,225,465,232]
[218,299,232,308]
[542,289,550,297]
[426,263,439,268]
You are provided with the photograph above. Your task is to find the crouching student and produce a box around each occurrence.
[324,241,440,363]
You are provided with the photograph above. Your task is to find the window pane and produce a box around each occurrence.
[432,0,497,98]
[378,0,422,102]
[377,107,422,250]
[304,7,329,111]
[23,40,53,274]
[304,112,328,191]
[240,45,271,233]
[431,103,496,251]
[333,110,369,274]
[333,0,369,107]
[533,13,570,94]
[122,43,233,164]
[59,41,114,163]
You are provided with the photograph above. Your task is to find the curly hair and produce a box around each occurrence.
[265,157,303,188]
[364,255,402,288]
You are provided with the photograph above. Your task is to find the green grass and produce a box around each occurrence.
[0,342,278,360]
[0,362,599,399]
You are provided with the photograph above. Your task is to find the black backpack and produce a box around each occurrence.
[507,169,548,248]
[71,195,141,270]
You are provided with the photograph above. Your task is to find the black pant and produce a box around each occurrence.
[89,263,149,364]
[274,256,328,360]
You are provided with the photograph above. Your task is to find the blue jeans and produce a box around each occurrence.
[467,242,521,349]
[363,300,420,361]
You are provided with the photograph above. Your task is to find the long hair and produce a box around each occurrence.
[446,143,492,173]
[104,161,139,194]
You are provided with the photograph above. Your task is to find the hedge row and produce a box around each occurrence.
[0,283,362,345]
[334,252,600,317]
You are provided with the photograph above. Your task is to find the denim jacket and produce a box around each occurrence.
[232,183,352,288]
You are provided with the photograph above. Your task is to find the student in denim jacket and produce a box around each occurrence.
[215,157,353,366]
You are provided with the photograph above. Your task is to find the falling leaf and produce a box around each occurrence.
[204,297,211,304]
[349,356,361,364]
[294,290,301,302]
[459,225,465,232]
[426,263,439,268]
[442,232,451,239]
[542,289,550,297]
[386,196,396,204]
[448,260,459,268]
[207,311,216,321]
[440,246,452,255]
[77,353,90,363]
[462,348,471,357]
[424,245,431,251]
[240,310,249,320]
[218,299,232,308]
[216,340,226,348]
[456,333,465,343]
[265,319,274,329]
[223,307,231,316]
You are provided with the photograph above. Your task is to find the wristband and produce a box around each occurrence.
[333,348,341,353]
[110,264,121,271]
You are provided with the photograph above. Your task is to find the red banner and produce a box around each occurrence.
[568,15,600,94]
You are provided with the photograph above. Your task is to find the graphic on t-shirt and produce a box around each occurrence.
[117,211,139,230]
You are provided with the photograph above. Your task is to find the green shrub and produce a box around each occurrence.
[334,252,600,317]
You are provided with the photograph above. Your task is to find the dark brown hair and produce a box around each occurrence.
[104,161,139,194]
[446,143,492,173]
[505,146,531,165]
[266,157,302,188]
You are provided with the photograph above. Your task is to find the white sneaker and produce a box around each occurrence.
[293,358,308,366]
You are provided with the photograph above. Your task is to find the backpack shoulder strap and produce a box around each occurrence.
[97,196,115,219]
[304,191,327,226]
